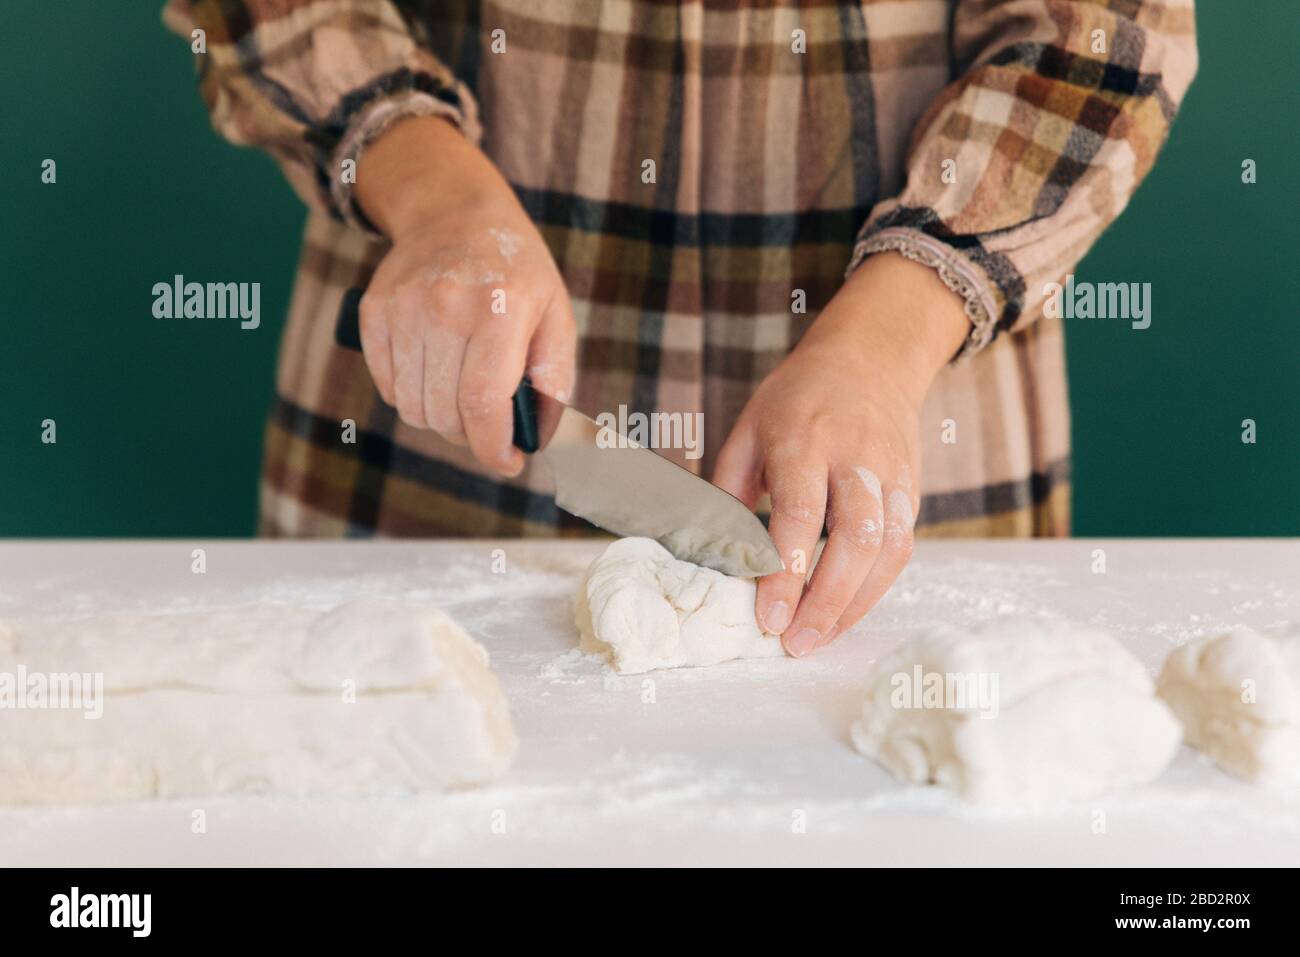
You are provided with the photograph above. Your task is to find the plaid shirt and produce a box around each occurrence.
[166,0,1196,538]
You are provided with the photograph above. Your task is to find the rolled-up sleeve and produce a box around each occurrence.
[846,0,1198,359]
[164,0,480,237]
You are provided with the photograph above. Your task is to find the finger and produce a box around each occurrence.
[421,322,469,444]
[528,289,578,449]
[833,485,916,637]
[785,465,883,655]
[711,419,763,510]
[459,322,529,475]
[391,316,428,429]
[358,291,395,406]
[757,455,827,649]
[527,288,577,402]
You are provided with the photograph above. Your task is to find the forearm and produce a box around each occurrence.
[803,252,971,404]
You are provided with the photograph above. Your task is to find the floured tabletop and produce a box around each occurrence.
[1,539,1297,866]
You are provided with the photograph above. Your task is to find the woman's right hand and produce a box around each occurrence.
[354,117,575,477]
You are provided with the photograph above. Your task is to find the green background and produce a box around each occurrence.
[2,2,1296,537]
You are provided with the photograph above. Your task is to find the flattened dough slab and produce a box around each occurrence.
[0,599,516,804]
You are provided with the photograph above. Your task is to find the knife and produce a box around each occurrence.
[334,289,784,578]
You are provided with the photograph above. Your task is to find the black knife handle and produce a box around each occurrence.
[335,287,539,453]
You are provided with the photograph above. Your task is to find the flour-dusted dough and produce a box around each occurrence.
[0,599,517,805]
[575,537,783,674]
[1157,627,1300,785]
[850,623,1183,806]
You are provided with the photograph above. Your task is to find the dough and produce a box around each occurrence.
[0,598,517,804]
[575,537,783,674]
[1157,627,1300,784]
[850,623,1182,806]
[655,527,780,578]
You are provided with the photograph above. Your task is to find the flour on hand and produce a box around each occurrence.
[1158,626,1300,785]
[0,598,517,805]
[575,537,783,674]
[850,623,1182,806]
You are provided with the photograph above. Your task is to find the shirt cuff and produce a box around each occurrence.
[845,228,1002,361]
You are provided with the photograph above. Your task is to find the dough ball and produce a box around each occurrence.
[1157,627,1300,785]
[575,537,783,674]
[850,622,1182,806]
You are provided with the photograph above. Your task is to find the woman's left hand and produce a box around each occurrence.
[712,252,970,657]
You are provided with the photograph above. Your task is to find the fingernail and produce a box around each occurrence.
[501,449,525,477]
[763,601,791,634]
[787,628,819,658]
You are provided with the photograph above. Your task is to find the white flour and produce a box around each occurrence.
[1,539,1296,865]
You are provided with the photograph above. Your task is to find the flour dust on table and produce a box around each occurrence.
[575,537,784,674]
[850,622,1183,806]
[1158,626,1300,785]
[0,599,517,804]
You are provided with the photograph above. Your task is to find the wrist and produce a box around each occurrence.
[354,115,508,240]
[812,251,971,402]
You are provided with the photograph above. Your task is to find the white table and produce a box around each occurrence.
[1,539,1297,866]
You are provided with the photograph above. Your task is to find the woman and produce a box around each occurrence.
[165,0,1197,656]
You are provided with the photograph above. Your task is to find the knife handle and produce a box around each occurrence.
[335,287,539,453]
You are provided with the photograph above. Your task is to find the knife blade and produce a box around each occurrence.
[334,290,783,578]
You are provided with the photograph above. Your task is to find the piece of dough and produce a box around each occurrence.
[850,623,1182,806]
[0,598,517,804]
[575,537,783,674]
[1157,627,1300,785]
